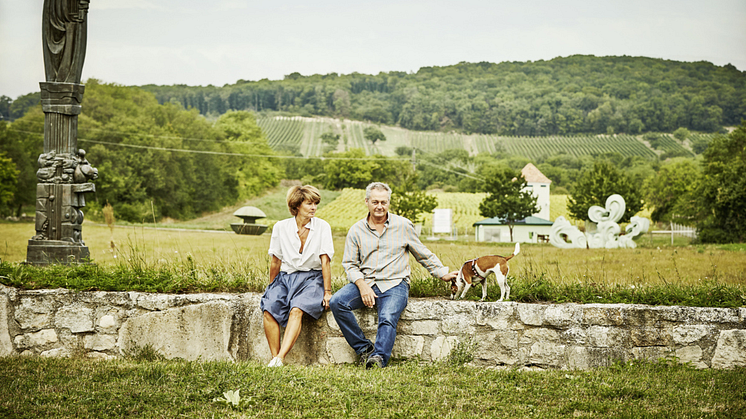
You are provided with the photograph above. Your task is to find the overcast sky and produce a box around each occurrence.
[1,0,745,99]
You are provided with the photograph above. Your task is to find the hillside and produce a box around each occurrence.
[256,115,711,159]
[138,55,745,137]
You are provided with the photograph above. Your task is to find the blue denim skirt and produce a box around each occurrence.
[260,270,324,327]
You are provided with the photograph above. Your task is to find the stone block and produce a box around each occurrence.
[581,305,625,326]
[566,346,590,370]
[326,309,377,334]
[543,304,579,328]
[691,307,741,325]
[632,346,672,361]
[587,326,628,348]
[78,291,134,307]
[118,301,234,361]
[399,320,439,336]
[517,304,545,326]
[392,335,425,359]
[673,325,712,345]
[83,334,117,352]
[476,303,516,329]
[676,346,707,369]
[622,305,663,327]
[98,314,118,330]
[0,295,12,357]
[402,300,452,320]
[15,296,55,330]
[40,347,71,358]
[441,313,475,334]
[14,329,58,349]
[135,293,181,311]
[325,337,357,364]
[561,327,587,345]
[584,347,630,367]
[475,330,519,364]
[520,328,559,346]
[528,341,566,367]
[429,336,458,361]
[630,327,672,347]
[711,330,746,369]
[55,304,94,333]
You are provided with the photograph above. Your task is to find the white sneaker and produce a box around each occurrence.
[268,356,283,367]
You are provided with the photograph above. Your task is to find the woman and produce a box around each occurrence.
[260,185,334,367]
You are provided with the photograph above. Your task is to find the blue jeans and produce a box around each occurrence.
[329,281,410,367]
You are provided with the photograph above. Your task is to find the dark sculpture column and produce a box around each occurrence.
[27,0,98,265]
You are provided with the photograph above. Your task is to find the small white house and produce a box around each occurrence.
[473,216,553,243]
[521,163,551,220]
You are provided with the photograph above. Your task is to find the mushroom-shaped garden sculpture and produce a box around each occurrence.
[231,206,269,235]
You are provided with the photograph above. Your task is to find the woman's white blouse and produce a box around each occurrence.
[268,217,334,273]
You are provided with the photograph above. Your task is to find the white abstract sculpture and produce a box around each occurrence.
[550,194,649,249]
[549,216,587,249]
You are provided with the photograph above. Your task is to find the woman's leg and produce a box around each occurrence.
[263,310,281,357]
[277,307,304,360]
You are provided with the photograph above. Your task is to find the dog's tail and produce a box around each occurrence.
[505,242,520,260]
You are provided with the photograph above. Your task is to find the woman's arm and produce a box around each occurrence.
[269,255,282,283]
[320,254,332,309]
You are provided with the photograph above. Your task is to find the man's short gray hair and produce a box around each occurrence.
[365,182,392,200]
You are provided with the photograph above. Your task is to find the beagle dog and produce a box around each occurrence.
[449,242,520,302]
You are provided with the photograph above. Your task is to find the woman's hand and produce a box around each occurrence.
[322,290,332,309]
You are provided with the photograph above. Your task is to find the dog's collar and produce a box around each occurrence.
[469,258,487,279]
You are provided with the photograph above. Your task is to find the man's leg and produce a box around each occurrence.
[329,282,374,356]
[371,281,409,367]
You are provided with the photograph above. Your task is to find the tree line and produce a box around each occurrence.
[127,55,744,136]
[3,56,744,136]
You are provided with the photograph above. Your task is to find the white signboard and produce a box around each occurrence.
[432,208,453,234]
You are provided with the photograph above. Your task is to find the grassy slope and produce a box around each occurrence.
[258,115,712,159]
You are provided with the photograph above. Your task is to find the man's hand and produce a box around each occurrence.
[440,271,459,281]
[355,279,378,307]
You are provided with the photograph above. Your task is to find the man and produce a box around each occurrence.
[329,182,458,368]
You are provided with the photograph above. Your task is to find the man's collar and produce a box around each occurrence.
[365,212,389,229]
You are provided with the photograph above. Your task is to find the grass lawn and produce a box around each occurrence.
[1,221,744,307]
[0,356,743,418]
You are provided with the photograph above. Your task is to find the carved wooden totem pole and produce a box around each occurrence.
[27,0,98,264]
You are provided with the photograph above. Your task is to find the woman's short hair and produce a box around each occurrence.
[287,185,321,216]
[365,182,392,200]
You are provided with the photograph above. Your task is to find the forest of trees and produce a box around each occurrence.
[0,81,284,222]
[3,56,744,136]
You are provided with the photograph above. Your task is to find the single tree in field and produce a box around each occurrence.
[677,122,746,243]
[363,126,386,146]
[478,165,539,242]
[673,127,690,142]
[390,173,437,224]
[567,160,643,223]
[643,159,700,225]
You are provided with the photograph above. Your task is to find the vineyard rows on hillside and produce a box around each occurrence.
[257,116,715,160]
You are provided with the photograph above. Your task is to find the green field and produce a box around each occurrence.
[256,116,713,159]
[2,356,744,418]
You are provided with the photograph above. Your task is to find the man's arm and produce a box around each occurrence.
[404,220,452,279]
[342,226,377,307]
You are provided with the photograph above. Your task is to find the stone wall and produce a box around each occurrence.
[1,284,744,369]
